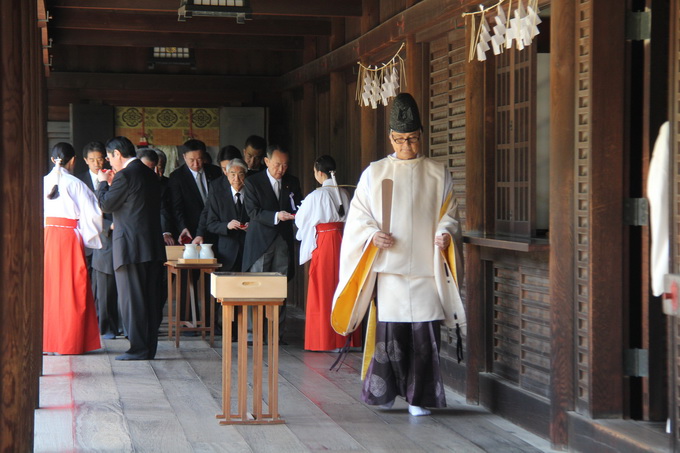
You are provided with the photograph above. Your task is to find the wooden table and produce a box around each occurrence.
[216,298,285,425]
[165,261,222,347]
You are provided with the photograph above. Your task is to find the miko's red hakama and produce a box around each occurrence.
[304,222,362,351]
[43,217,101,355]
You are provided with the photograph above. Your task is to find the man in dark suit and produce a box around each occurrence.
[97,136,166,360]
[243,135,267,177]
[205,158,249,272]
[243,145,302,341]
[76,142,107,297]
[77,141,120,338]
[168,139,222,245]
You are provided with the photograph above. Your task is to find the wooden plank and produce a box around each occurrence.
[52,9,332,36]
[49,0,363,17]
[70,353,134,451]
[47,72,280,92]
[51,29,304,51]
[149,347,251,451]
[464,15,486,404]
[107,347,194,451]
[588,0,626,418]
[548,0,576,443]
[34,357,77,452]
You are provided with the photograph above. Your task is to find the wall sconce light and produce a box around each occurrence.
[178,0,252,24]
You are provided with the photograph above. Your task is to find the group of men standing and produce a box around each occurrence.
[79,134,301,360]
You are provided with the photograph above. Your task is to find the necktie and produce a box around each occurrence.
[196,171,207,203]
[275,180,281,200]
[235,192,243,220]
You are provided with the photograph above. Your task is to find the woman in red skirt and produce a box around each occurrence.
[295,155,362,351]
[43,142,103,355]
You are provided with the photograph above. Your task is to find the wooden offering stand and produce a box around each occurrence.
[211,272,287,425]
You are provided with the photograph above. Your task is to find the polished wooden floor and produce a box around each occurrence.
[35,309,559,452]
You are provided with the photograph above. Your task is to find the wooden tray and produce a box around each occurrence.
[177,258,218,264]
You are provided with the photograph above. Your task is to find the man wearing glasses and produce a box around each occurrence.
[333,93,466,417]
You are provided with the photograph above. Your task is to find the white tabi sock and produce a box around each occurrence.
[408,405,431,416]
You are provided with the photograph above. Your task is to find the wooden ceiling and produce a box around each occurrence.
[41,0,363,107]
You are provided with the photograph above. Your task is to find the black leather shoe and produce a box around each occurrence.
[115,353,147,361]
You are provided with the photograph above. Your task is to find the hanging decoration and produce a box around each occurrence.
[463,0,542,63]
[355,42,406,109]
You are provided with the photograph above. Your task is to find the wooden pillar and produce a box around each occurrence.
[587,0,626,418]
[464,17,486,405]
[0,1,45,451]
[548,0,575,447]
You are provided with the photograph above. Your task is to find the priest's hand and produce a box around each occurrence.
[435,233,451,250]
[373,231,394,249]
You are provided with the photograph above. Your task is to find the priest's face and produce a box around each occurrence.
[390,130,421,160]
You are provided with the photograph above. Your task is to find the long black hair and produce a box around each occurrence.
[46,142,76,200]
[313,155,337,177]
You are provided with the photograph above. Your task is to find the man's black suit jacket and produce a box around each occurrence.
[168,163,222,238]
[96,159,165,269]
[242,169,301,275]
[205,176,249,271]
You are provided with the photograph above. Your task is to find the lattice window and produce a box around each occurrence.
[494,47,536,237]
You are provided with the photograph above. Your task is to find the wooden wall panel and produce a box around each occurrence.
[428,29,467,228]
[491,258,551,398]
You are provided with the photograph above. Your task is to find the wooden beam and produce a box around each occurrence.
[51,9,331,36]
[50,29,304,51]
[548,0,575,447]
[464,17,485,405]
[47,72,281,92]
[0,1,44,451]
[281,0,465,89]
[49,0,362,17]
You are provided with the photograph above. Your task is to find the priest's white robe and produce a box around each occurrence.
[331,154,465,335]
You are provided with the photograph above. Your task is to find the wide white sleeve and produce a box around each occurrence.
[72,181,103,249]
[295,191,321,264]
[647,121,670,297]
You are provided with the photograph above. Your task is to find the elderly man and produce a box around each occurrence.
[332,93,465,416]
[205,158,249,272]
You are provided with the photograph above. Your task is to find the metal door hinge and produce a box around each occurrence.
[624,348,649,377]
[626,10,651,41]
[624,198,648,226]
